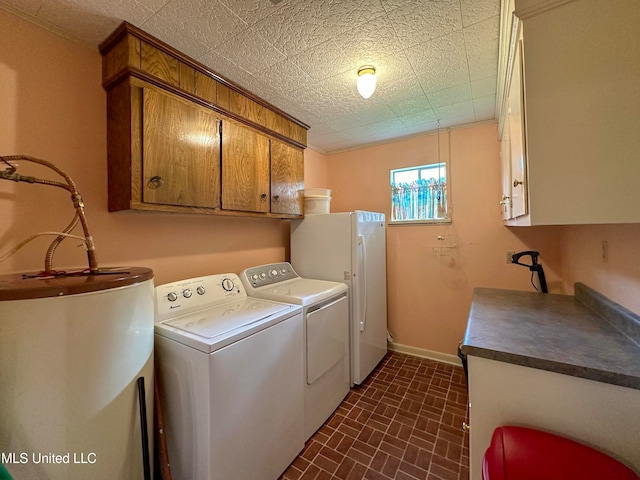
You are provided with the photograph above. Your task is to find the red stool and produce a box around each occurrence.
[482,426,639,480]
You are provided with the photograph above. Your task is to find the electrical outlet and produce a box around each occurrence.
[506,250,516,263]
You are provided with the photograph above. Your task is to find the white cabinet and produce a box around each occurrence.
[499,0,640,225]
[497,3,528,221]
[467,356,640,480]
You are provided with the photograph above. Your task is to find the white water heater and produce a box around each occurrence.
[0,267,154,480]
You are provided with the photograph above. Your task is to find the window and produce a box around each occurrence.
[390,163,449,223]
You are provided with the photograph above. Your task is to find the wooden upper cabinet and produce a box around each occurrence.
[141,88,221,208]
[271,139,303,216]
[101,22,307,219]
[221,120,270,213]
[100,22,308,149]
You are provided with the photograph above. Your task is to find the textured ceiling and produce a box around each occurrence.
[0,0,501,153]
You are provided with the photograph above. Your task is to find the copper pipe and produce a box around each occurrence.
[0,154,99,273]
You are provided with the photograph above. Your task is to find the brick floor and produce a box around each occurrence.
[279,351,470,480]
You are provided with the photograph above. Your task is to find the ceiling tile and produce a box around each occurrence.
[387,0,463,50]
[387,94,433,117]
[215,29,286,75]
[398,108,438,129]
[428,82,473,109]
[332,12,405,63]
[461,0,500,27]
[252,0,344,57]
[257,58,316,95]
[290,39,353,82]
[142,13,213,61]
[216,0,288,27]
[471,75,497,98]
[464,15,499,80]
[473,94,496,120]
[2,0,503,153]
[154,0,248,50]
[406,31,471,92]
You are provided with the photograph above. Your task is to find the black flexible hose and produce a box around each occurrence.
[137,377,151,480]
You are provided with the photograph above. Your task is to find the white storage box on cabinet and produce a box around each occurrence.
[304,188,332,215]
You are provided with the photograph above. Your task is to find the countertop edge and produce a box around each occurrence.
[461,285,640,391]
[461,344,640,390]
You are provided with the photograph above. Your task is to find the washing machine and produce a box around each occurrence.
[240,262,350,440]
[154,273,303,480]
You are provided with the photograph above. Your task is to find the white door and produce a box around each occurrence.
[351,212,388,385]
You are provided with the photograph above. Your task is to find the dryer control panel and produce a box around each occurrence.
[155,273,245,321]
[242,262,299,288]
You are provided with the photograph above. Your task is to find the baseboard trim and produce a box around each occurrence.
[388,342,462,367]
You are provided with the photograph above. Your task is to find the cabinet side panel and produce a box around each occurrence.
[106,81,134,211]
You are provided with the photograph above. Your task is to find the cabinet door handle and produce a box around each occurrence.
[260,193,267,202]
[273,195,280,203]
[499,194,510,205]
[513,179,524,188]
[147,176,164,189]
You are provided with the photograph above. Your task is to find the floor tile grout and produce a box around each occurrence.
[279,351,470,480]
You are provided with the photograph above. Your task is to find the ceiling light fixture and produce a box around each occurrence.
[356,66,376,99]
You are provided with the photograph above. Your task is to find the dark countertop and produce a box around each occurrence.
[461,285,640,390]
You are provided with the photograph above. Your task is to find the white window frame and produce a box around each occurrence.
[389,162,451,226]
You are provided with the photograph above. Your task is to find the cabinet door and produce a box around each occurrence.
[507,34,528,218]
[500,117,512,220]
[271,139,303,215]
[221,120,270,213]
[142,88,221,208]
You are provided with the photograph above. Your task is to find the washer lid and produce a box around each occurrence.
[155,297,298,352]
[251,278,348,306]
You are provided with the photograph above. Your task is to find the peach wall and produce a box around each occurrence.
[0,10,289,285]
[560,224,640,315]
[303,148,328,189]
[322,124,563,356]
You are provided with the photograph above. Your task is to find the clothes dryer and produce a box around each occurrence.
[240,262,349,440]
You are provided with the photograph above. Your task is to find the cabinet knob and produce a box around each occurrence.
[273,195,280,203]
[148,176,164,189]
[513,179,524,188]
[260,193,267,202]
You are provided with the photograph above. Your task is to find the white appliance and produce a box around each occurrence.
[154,273,303,480]
[240,262,349,441]
[291,211,388,385]
[0,268,154,480]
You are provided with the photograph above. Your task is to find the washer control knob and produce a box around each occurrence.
[252,274,259,281]
[259,272,267,280]
[182,289,192,298]
[280,268,287,275]
[196,286,206,295]
[167,292,178,302]
[270,269,278,277]
[221,278,235,291]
